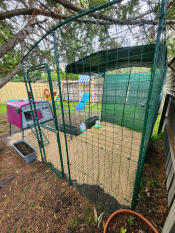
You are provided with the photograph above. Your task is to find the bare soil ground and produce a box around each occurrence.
[7,118,142,208]
[0,139,103,233]
[0,113,9,138]
[0,113,169,233]
[136,139,169,232]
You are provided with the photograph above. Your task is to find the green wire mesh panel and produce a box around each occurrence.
[101,73,151,132]
[20,0,167,212]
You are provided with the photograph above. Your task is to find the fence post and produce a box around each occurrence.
[158,93,170,133]
[162,198,175,233]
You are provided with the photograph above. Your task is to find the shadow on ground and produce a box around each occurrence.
[75,183,128,213]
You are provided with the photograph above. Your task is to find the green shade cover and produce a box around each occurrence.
[101,73,151,132]
[66,44,159,74]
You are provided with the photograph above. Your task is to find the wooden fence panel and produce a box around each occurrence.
[164,121,175,208]
[0,82,28,104]
[0,82,50,104]
[0,81,104,104]
[162,198,175,233]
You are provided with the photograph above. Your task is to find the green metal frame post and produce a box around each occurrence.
[46,64,65,178]
[121,68,132,127]
[52,31,71,185]
[131,0,167,210]
[65,74,72,139]
[21,63,45,162]
[26,71,47,162]
[26,63,65,178]
[89,74,91,118]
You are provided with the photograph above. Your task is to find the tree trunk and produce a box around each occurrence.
[0,23,34,59]
[0,63,21,89]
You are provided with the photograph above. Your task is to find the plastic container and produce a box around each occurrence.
[94,120,102,129]
[104,209,158,233]
[85,116,99,129]
[12,140,36,163]
[80,123,86,132]
[59,124,80,136]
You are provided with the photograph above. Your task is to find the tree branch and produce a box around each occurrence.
[0,7,108,25]
[0,8,68,21]
[53,0,85,13]
[53,0,155,25]
[53,0,175,25]
[0,20,46,59]
[0,41,26,89]
[0,63,21,88]
[132,9,153,20]
[0,23,33,58]
[1,6,174,26]
[0,8,62,20]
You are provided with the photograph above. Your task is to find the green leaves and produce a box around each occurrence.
[29,203,35,209]
[53,212,57,219]
[80,0,107,9]
[120,227,127,233]
[84,203,90,216]
[69,216,78,228]
[21,186,31,194]
[0,20,20,80]
[128,215,134,226]
[93,206,104,228]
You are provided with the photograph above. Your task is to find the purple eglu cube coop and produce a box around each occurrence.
[7,99,53,130]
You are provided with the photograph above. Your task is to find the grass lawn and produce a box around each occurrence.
[1,100,161,137]
[101,103,145,132]
[55,101,77,115]
[54,101,162,134]
[55,101,102,115]
[0,104,7,114]
[151,114,162,142]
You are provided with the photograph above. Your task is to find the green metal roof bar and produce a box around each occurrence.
[27,63,47,72]
[131,0,167,210]
[21,0,122,62]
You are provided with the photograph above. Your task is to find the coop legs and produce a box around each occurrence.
[22,129,24,140]
[9,123,11,136]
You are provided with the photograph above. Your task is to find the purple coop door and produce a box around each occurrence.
[7,104,22,129]
[33,109,43,121]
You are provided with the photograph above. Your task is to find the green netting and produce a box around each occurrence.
[131,37,167,209]
[66,44,156,74]
[20,0,167,213]
[101,73,151,132]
